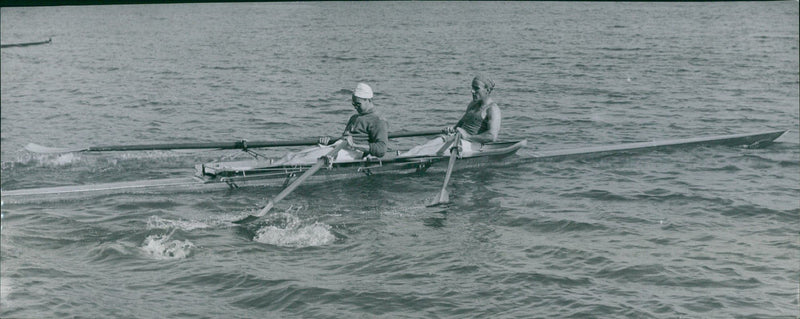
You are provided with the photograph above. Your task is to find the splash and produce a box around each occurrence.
[2,148,196,171]
[16,152,84,168]
[49,153,82,167]
[2,151,87,172]
[141,229,194,260]
[253,213,336,248]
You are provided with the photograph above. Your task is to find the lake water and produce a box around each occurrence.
[1,2,798,318]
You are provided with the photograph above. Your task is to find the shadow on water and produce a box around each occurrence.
[422,209,449,229]
[235,222,260,241]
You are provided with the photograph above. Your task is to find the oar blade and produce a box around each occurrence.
[428,189,450,207]
[232,200,276,224]
[427,133,460,207]
[24,143,86,154]
[232,214,260,225]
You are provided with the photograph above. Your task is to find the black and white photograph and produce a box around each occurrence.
[1,1,798,318]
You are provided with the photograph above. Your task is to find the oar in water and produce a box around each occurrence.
[233,141,349,224]
[429,132,461,206]
[24,129,445,154]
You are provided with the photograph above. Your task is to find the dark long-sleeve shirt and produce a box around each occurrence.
[343,110,389,157]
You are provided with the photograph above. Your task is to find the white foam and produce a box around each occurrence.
[253,213,336,248]
[31,152,84,167]
[2,152,85,170]
[4,149,191,170]
[140,230,194,260]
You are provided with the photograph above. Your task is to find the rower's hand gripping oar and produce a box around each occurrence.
[233,141,349,224]
[429,132,461,206]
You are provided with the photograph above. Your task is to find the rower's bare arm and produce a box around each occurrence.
[487,105,501,142]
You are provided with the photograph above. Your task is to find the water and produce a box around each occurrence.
[1,2,798,318]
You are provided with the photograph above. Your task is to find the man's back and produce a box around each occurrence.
[344,111,388,157]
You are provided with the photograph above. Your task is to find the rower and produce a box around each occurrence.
[271,83,388,167]
[401,74,502,157]
[450,74,501,143]
[321,82,389,158]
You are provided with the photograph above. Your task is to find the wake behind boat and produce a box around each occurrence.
[0,130,786,203]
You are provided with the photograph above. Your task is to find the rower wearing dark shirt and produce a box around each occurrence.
[321,83,389,157]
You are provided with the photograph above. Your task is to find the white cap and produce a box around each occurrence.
[354,83,373,99]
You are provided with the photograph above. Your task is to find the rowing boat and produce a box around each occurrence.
[0,130,786,203]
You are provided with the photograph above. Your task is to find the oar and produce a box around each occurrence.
[25,129,445,154]
[429,133,461,206]
[232,141,349,224]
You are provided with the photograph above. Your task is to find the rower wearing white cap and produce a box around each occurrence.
[320,82,389,157]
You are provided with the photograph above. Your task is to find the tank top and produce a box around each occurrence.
[457,102,494,135]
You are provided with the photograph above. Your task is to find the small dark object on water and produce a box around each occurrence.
[1,38,52,48]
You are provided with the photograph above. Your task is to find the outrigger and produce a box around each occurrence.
[1,130,787,204]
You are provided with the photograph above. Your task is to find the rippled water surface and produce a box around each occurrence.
[2,2,798,318]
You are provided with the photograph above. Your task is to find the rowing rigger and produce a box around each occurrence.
[0,130,786,203]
